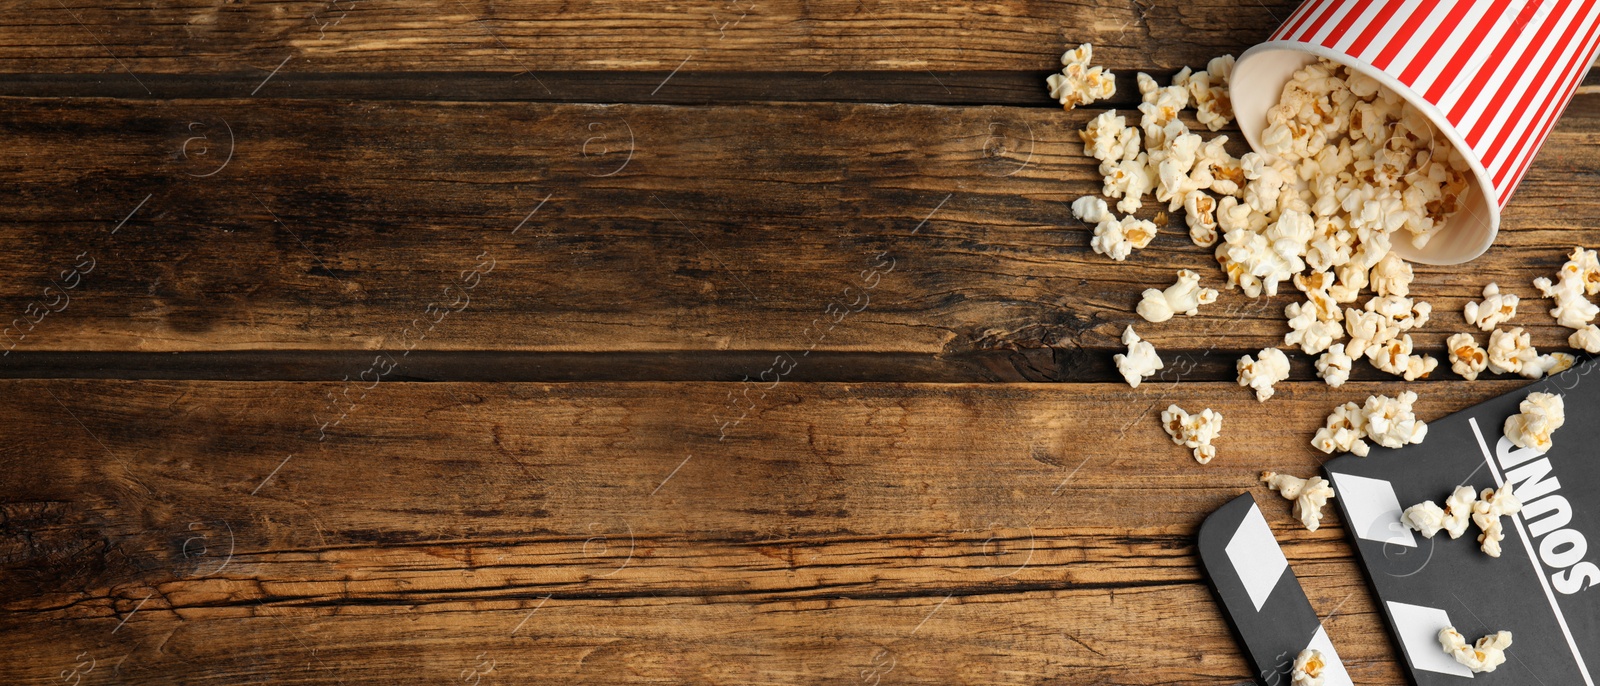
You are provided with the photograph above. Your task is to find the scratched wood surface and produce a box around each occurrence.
[3,0,1599,684]
[0,96,1596,381]
[0,0,1294,74]
[0,380,1528,684]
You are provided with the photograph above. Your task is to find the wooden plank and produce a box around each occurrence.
[0,350,999,382]
[0,349,1566,385]
[0,70,1061,105]
[0,379,1532,683]
[0,66,1588,107]
[1,0,1295,76]
[1,96,1597,382]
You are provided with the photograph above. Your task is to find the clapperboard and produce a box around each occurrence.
[1323,359,1600,684]
[1200,493,1355,686]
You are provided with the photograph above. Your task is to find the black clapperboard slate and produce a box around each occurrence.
[1324,358,1600,684]
[1200,492,1355,686]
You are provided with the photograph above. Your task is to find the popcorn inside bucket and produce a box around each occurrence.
[1232,48,1498,265]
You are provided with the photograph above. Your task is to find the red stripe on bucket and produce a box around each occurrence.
[1423,5,1500,104]
[1401,0,1473,86]
[1276,1,1323,41]
[1463,0,1570,155]
[1495,13,1600,196]
[1346,1,1404,57]
[1322,1,1372,50]
[1300,0,1344,43]
[1481,0,1596,175]
[1444,0,1543,124]
[1372,3,1439,71]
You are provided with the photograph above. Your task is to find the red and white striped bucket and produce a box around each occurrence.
[1232,0,1600,265]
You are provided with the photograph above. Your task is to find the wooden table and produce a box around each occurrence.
[1,2,1596,683]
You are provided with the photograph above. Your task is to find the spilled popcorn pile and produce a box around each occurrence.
[1050,46,1593,545]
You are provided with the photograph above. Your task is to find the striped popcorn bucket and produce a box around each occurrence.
[1232,1,1600,265]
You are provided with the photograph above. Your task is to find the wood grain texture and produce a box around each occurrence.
[0,70,1063,104]
[6,2,1600,683]
[1,67,1590,104]
[1,95,1597,382]
[0,378,1533,684]
[1,0,1295,75]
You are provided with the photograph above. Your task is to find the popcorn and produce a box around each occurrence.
[1462,282,1518,331]
[1293,272,1345,322]
[1237,347,1291,402]
[1215,196,1255,232]
[1183,190,1219,247]
[1312,401,1369,457]
[1204,54,1234,86]
[1447,333,1488,381]
[1206,152,1246,199]
[1364,294,1431,332]
[1314,343,1352,387]
[1193,140,1239,198]
[1080,110,1140,163]
[1161,404,1223,464]
[1571,324,1600,353]
[1533,247,1600,329]
[1306,237,1350,275]
[1267,209,1315,260]
[1094,215,1158,261]
[1061,58,1501,441]
[1154,132,1205,208]
[1137,74,1190,148]
[1439,628,1512,674]
[1241,152,1290,214]
[1503,391,1565,454]
[1327,261,1368,303]
[1368,333,1438,381]
[1071,195,1111,224]
[1400,486,1477,540]
[1101,153,1157,214]
[1074,196,1158,261]
[1400,500,1447,539]
[1361,390,1427,449]
[1261,471,1336,531]
[1216,230,1261,298]
[1210,56,1467,305]
[1284,300,1343,355]
[1536,279,1600,330]
[1184,55,1236,132]
[1442,485,1478,539]
[1485,327,1543,379]
[1137,269,1219,322]
[1291,648,1325,686]
[1113,325,1162,388]
[1541,352,1577,376]
[1218,225,1302,298]
[1471,484,1522,558]
[1475,515,1506,557]
[1046,43,1116,110]
[1538,246,1600,292]
[1564,246,1600,295]
[1342,307,1400,361]
[1369,252,1413,297]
